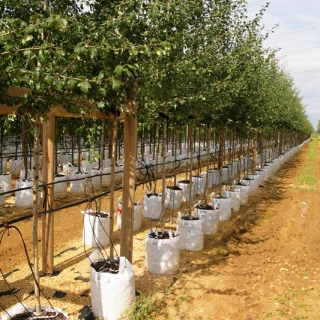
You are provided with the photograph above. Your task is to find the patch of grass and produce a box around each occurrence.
[126,292,166,320]
[266,290,315,320]
[295,138,317,191]
[263,312,274,319]
[276,307,287,316]
[297,176,316,185]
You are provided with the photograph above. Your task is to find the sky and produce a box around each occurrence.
[247,0,320,131]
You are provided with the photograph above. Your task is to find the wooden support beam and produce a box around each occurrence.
[120,112,137,263]
[41,116,55,274]
[0,87,125,120]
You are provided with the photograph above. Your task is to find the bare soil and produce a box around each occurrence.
[1,139,320,320]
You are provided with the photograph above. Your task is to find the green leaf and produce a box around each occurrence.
[67,79,76,90]
[44,75,53,85]
[23,50,33,56]
[25,25,37,34]
[57,50,65,57]
[111,79,123,91]
[98,87,106,96]
[78,81,92,94]
[21,34,33,44]
[90,48,98,59]
[57,18,68,28]
[124,69,133,78]
[56,81,64,92]
[97,72,104,81]
[33,67,41,79]
[98,101,105,109]
[114,65,123,76]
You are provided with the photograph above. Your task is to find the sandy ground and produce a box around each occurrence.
[1,138,320,320]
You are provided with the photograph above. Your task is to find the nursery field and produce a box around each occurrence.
[1,138,320,320]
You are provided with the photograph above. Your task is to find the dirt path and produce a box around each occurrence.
[156,138,320,320]
[1,138,320,320]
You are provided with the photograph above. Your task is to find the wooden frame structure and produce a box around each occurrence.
[0,87,137,273]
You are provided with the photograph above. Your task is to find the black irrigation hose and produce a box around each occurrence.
[82,200,110,262]
[0,302,16,320]
[82,203,120,273]
[0,156,218,228]
[138,160,155,190]
[0,225,54,313]
[82,199,119,261]
[0,268,31,318]
[0,186,123,228]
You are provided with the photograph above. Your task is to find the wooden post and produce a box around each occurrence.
[42,115,55,274]
[120,110,137,263]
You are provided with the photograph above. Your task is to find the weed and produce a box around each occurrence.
[263,312,274,319]
[276,307,287,316]
[126,292,166,320]
[295,139,317,191]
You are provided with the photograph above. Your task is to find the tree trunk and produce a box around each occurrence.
[42,116,55,274]
[109,116,118,261]
[32,117,41,314]
[120,101,137,263]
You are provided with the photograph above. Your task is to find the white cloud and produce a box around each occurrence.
[247,0,320,130]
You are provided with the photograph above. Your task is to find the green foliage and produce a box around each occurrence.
[0,0,313,136]
[126,292,165,320]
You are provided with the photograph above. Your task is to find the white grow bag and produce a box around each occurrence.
[9,159,24,176]
[178,180,193,202]
[81,160,98,172]
[53,174,67,199]
[63,162,77,179]
[192,175,206,196]
[206,169,214,189]
[2,304,68,320]
[221,166,230,183]
[211,193,231,221]
[20,169,34,181]
[210,168,221,186]
[164,186,182,209]
[0,184,5,214]
[117,197,142,232]
[15,179,39,207]
[0,158,7,174]
[229,188,241,213]
[243,177,257,196]
[236,184,250,205]
[143,192,162,220]
[177,212,204,251]
[58,153,71,165]
[69,171,90,193]
[0,173,11,197]
[91,168,111,188]
[195,203,220,235]
[248,172,261,191]
[89,251,135,320]
[82,210,110,247]
[146,229,180,274]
